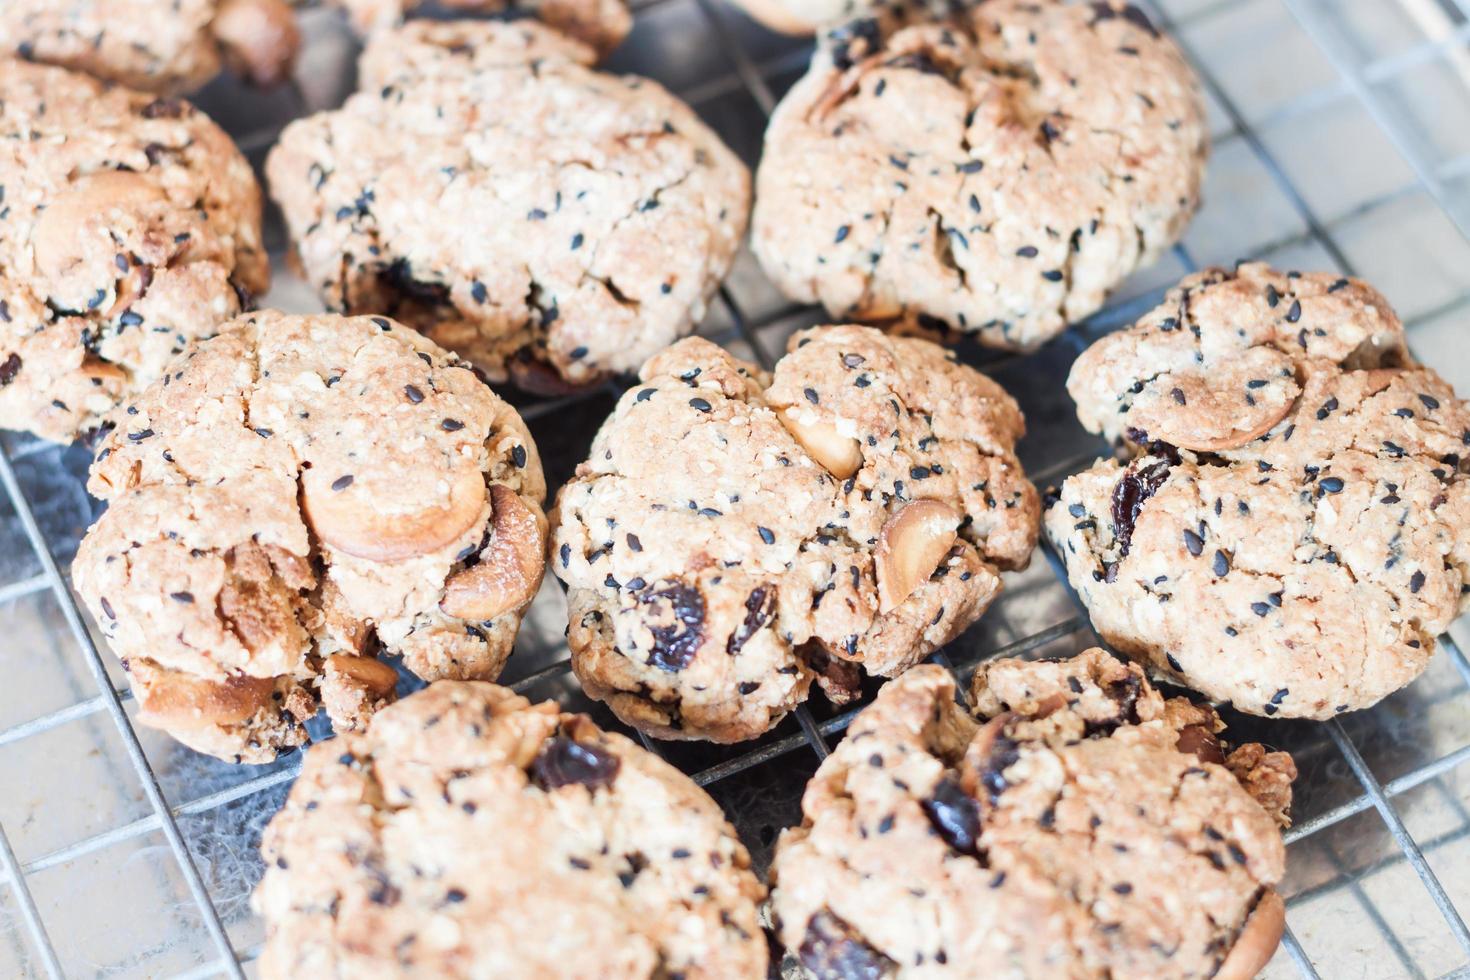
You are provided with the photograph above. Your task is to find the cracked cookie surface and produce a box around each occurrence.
[328,0,632,59]
[752,0,1206,350]
[551,325,1038,742]
[267,20,749,392]
[1050,264,1470,717]
[74,311,547,763]
[0,59,268,442]
[254,680,767,978]
[2,0,298,93]
[771,652,1294,979]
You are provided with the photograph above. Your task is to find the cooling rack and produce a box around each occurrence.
[3,0,1470,976]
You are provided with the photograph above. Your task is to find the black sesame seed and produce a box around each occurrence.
[804,387,820,405]
[404,384,425,403]
[1285,299,1302,323]
[1251,601,1271,617]
[1319,476,1344,494]
[1016,245,1038,258]
[1171,387,1186,405]
[1182,528,1203,556]
[758,526,775,545]
[689,397,712,413]
[1410,570,1425,593]
[834,225,850,243]
[636,388,656,402]
[169,591,194,603]
[441,418,464,431]
[331,474,354,491]
[1213,550,1230,576]
[470,280,487,303]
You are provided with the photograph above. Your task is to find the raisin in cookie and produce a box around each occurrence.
[752,0,1206,350]
[551,325,1038,742]
[0,59,268,443]
[74,311,547,763]
[267,20,749,393]
[328,0,631,59]
[771,651,1295,979]
[254,680,767,978]
[3,0,298,93]
[1049,264,1470,718]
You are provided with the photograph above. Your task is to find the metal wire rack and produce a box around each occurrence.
[2,0,1470,976]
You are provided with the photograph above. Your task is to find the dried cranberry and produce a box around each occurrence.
[798,912,895,980]
[639,584,705,672]
[726,586,775,655]
[531,736,620,791]
[921,777,981,856]
[1110,458,1172,556]
[1176,724,1225,765]
[0,353,19,387]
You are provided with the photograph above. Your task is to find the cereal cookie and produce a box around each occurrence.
[3,0,298,93]
[329,0,632,59]
[1049,264,1470,717]
[771,653,1295,979]
[551,326,1039,742]
[267,20,749,392]
[753,0,1206,349]
[0,59,268,443]
[254,681,767,978]
[74,311,547,763]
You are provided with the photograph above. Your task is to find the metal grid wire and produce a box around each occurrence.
[2,0,1470,976]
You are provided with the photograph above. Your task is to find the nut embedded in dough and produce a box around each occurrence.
[874,499,960,612]
[301,462,488,562]
[776,406,863,479]
[441,484,548,621]
[136,667,277,729]
[1214,891,1287,980]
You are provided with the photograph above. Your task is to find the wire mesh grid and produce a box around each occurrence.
[3,0,1470,975]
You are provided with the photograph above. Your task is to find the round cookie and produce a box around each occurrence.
[266,20,750,393]
[1049,264,1470,718]
[74,311,548,764]
[551,325,1039,742]
[752,0,1207,350]
[2,0,298,94]
[328,0,632,59]
[253,680,768,978]
[771,652,1295,979]
[0,59,269,443]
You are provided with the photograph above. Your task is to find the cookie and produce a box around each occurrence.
[73,311,548,763]
[1049,264,1470,717]
[266,20,750,392]
[0,59,269,443]
[253,680,767,978]
[752,0,1207,350]
[550,325,1039,742]
[2,0,298,93]
[328,0,632,59]
[771,651,1295,979]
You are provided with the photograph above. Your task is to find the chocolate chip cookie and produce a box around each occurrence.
[1050,263,1470,718]
[771,651,1295,978]
[74,311,547,763]
[328,0,632,59]
[3,0,298,93]
[0,59,269,443]
[551,325,1039,742]
[254,680,767,978]
[752,0,1207,349]
[267,20,750,393]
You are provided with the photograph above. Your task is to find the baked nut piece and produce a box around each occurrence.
[254,680,767,978]
[752,0,1206,350]
[551,325,1039,742]
[0,60,268,443]
[771,652,1295,979]
[328,0,632,60]
[73,311,548,763]
[267,20,749,393]
[2,0,298,94]
[1049,263,1470,717]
